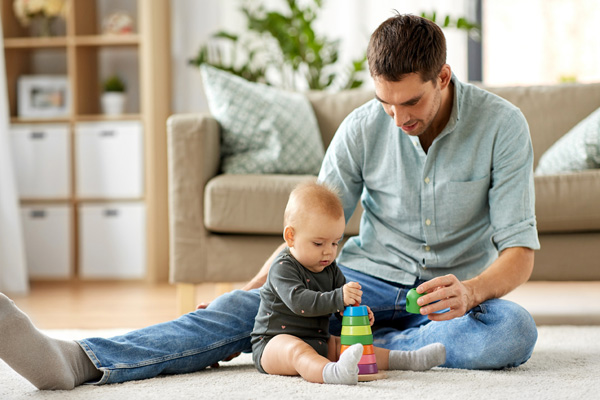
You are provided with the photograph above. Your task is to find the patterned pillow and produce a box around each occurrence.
[200,65,324,175]
[535,107,600,175]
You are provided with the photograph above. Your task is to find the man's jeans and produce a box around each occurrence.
[78,265,537,384]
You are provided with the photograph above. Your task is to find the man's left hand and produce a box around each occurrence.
[416,274,475,321]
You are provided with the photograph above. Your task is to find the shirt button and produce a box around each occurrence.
[425,245,431,252]
[424,177,430,184]
[413,141,418,146]
[425,219,432,226]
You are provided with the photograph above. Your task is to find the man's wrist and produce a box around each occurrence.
[463,278,484,310]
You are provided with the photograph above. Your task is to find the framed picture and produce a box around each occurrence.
[18,75,70,118]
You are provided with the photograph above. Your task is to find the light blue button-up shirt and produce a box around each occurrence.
[318,76,540,285]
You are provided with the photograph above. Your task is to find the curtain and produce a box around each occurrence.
[0,21,29,294]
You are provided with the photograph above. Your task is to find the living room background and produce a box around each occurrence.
[172,0,600,113]
[15,0,600,114]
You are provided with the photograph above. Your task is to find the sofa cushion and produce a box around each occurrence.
[306,89,374,148]
[204,174,362,235]
[535,107,600,175]
[534,169,600,233]
[200,65,324,175]
[204,170,600,237]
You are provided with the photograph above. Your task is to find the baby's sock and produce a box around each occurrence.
[0,293,102,390]
[322,343,363,385]
[389,343,446,371]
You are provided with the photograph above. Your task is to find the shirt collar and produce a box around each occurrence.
[436,73,462,141]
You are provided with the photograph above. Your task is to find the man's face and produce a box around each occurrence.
[374,72,443,138]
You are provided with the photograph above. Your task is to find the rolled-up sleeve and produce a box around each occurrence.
[488,111,540,252]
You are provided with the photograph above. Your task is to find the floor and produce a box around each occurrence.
[8,280,600,330]
[10,281,244,330]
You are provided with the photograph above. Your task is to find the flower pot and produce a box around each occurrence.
[101,92,126,115]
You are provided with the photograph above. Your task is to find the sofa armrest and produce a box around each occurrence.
[167,113,220,283]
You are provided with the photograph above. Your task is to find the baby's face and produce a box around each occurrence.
[289,213,345,273]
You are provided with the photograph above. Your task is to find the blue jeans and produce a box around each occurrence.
[78,265,537,384]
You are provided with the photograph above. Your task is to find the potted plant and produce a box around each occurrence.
[101,75,126,115]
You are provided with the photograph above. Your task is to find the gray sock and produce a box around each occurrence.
[322,343,363,385]
[0,293,102,390]
[389,343,446,371]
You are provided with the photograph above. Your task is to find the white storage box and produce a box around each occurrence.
[75,121,144,198]
[79,202,146,279]
[10,124,71,198]
[20,204,72,278]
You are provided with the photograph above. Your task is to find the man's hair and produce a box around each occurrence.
[367,13,447,84]
[283,181,344,228]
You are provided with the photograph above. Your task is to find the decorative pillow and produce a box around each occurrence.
[535,107,600,175]
[200,65,324,175]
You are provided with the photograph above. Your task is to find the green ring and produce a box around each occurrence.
[340,334,373,346]
[342,315,370,326]
[341,325,372,336]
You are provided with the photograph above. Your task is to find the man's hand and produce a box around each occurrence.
[342,282,363,306]
[416,274,475,321]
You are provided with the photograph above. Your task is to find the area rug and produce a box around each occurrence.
[1,326,597,399]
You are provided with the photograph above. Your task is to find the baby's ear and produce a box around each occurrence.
[283,226,295,246]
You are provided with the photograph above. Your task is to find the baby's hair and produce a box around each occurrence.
[284,181,344,228]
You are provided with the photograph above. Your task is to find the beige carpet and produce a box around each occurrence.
[1,326,597,399]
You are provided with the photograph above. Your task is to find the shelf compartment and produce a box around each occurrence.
[74,45,140,115]
[73,0,138,36]
[10,123,71,199]
[1,0,68,39]
[5,47,68,118]
[78,201,146,279]
[20,204,73,279]
[75,120,144,199]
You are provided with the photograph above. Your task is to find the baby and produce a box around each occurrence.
[251,181,446,385]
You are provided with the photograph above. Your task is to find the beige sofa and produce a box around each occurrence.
[167,82,600,312]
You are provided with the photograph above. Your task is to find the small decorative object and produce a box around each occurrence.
[101,75,126,115]
[18,75,70,118]
[406,288,424,314]
[12,0,66,37]
[102,11,134,35]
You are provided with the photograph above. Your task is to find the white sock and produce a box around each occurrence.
[322,343,363,385]
[0,293,101,390]
[389,343,446,371]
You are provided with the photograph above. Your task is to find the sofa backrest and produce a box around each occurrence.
[306,89,374,149]
[485,82,600,167]
[307,82,600,168]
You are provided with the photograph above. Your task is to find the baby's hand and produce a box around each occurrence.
[367,306,375,326]
[343,282,362,306]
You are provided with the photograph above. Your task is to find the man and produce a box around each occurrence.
[0,14,538,390]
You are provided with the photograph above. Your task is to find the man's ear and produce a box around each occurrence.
[438,64,452,90]
[283,226,295,247]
